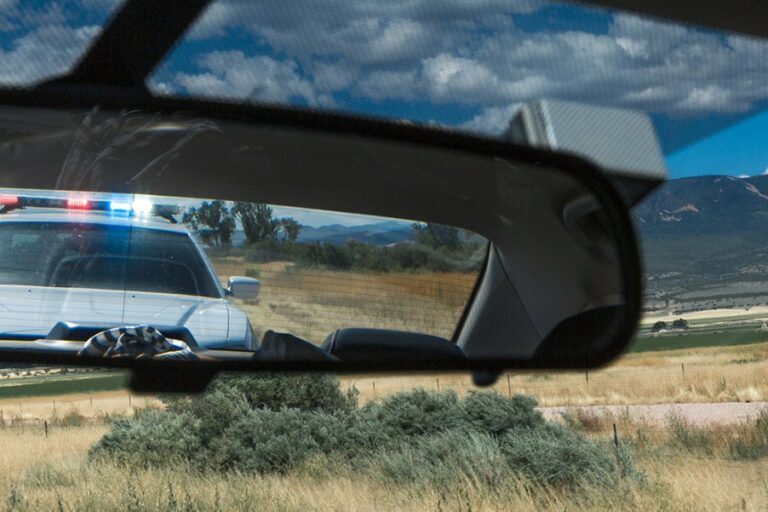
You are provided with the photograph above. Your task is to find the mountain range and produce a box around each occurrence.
[634,174,768,234]
[232,220,412,247]
[296,221,412,245]
[634,175,768,313]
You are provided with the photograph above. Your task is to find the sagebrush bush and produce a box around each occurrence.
[205,373,359,414]
[462,392,544,436]
[500,425,618,488]
[367,429,508,490]
[93,374,636,490]
[90,410,202,467]
[209,408,345,473]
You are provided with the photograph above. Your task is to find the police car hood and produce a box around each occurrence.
[0,285,232,347]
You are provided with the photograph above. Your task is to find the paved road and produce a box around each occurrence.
[540,401,768,426]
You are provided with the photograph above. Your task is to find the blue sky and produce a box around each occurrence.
[1,0,767,181]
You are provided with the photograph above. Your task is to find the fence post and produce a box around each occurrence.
[52,400,55,413]
[613,422,625,476]
[436,377,440,391]
[681,363,686,380]
[372,381,376,400]
[506,374,512,397]
[90,395,93,407]
[586,370,589,386]
[44,420,48,438]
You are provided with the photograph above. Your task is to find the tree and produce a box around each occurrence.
[671,318,689,330]
[232,202,301,244]
[651,321,667,333]
[411,222,461,250]
[278,217,301,242]
[182,200,235,248]
[233,202,279,245]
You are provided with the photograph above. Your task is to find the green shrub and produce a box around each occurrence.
[461,392,543,436]
[351,389,463,445]
[208,408,345,473]
[500,425,618,488]
[94,377,638,491]
[208,373,358,414]
[366,429,508,490]
[170,387,251,447]
[243,239,485,273]
[89,410,202,468]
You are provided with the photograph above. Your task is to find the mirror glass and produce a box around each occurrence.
[0,106,630,367]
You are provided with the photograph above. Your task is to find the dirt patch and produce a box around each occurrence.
[541,401,768,426]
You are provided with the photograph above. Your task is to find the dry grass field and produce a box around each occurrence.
[0,341,765,510]
[0,259,766,510]
[340,341,768,406]
[0,422,763,511]
[212,258,476,342]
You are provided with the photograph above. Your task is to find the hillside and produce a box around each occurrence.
[636,175,768,313]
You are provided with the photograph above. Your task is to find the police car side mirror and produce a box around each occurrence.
[227,276,260,300]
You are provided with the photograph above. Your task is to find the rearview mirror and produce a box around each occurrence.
[0,91,653,389]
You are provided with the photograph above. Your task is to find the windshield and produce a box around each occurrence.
[0,1,766,510]
[0,222,220,297]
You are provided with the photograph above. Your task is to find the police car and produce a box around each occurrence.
[0,194,259,350]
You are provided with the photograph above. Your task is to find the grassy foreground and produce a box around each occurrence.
[1,397,768,510]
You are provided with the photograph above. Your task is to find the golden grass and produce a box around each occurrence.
[0,421,763,511]
[0,391,159,424]
[212,258,476,343]
[340,342,768,406]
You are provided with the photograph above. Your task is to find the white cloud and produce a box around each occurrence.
[148,2,768,134]
[459,103,522,134]
[0,24,100,85]
[174,50,324,106]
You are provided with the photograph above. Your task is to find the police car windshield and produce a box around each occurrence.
[0,222,221,298]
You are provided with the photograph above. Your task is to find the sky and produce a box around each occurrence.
[1,1,767,180]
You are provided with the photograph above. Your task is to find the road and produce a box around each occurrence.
[540,401,768,426]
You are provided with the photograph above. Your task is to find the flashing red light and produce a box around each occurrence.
[0,195,18,205]
[66,198,90,209]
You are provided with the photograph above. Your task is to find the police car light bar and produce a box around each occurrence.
[0,194,179,222]
[66,198,90,209]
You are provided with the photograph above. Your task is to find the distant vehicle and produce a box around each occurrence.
[0,195,259,350]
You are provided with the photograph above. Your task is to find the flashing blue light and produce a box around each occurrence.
[109,201,132,212]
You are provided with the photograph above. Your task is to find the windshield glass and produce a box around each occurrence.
[0,222,221,297]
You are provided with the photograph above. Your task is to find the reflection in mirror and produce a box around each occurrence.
[0,106,630,367]
[0,190,487,354]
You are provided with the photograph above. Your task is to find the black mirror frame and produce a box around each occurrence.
[0,85,645,383]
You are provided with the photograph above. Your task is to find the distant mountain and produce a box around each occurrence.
[635,174,768,234]
[232,221,413,247]
[636,175,768,313]
[297,221,413,245]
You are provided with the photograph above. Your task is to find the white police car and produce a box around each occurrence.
[0,194,259,350]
